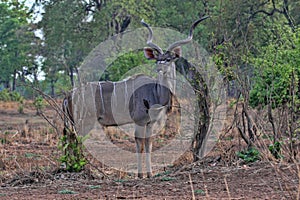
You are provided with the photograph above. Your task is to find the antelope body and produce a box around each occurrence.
[63,17,208,178]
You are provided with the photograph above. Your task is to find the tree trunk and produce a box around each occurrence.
[69,67,74,87]
[193,94,210,160]
[175,58,211,161]
[12,70,17,91]
[51,79,55,97]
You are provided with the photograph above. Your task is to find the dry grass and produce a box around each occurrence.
[0,99,299,199]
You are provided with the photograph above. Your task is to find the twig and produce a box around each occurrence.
[14,159,23,172]
[11,131,19,138]
[18,82,65,121]
[224,92,241,135]
[201,169,210,199]
[85,156,109,179]
[297,164,300,200]
[189,173,195,200]
[41,155,58,167]
[38,111,59,134]
[224,175,231,200]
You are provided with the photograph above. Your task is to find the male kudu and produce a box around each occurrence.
[63,16,208,178]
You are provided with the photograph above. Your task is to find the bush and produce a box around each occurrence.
[58,134,87,172]
[0,89,24,102]
[269,141,283,159]
[33,96,45,115]
[237,147,260,163]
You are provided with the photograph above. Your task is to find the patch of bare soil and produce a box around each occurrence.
[0,100,299,199]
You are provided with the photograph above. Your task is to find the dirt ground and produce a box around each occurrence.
[0,100,299,199]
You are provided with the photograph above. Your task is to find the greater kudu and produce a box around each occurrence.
[63,16,208,178]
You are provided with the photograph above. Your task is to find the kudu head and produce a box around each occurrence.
[141,16,209,77]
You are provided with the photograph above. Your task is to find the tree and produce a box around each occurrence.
[38,0,156,93]
[250,25,299,157]
[39,0,87,91]
[0,1,35,90]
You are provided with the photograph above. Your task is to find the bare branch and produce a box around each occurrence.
[248,0,295,31]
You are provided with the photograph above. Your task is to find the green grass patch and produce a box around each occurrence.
[237,147,260,163]
[88,185,101,189]
[114,179,128,183]
[24,153,40,158]
[160,177,175,181]
[154,171,171,177]
[0,138,8,144]
[194,189,205,195]
[224,136,234,141]
[58,189,77,194]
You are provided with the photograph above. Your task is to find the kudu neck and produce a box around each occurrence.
[157,62,176,94]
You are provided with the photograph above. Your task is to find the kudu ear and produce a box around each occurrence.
[172,46,181,58]
[144,47,158,60]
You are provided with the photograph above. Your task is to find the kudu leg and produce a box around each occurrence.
[134,125,145,178]
[145,137,152,178]
[145,125,153,178]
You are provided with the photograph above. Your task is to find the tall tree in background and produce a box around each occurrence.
[0,1,35,90]
[39,0,88,93]
[38,0,155,95]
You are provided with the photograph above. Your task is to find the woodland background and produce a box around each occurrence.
[0,0,299,198]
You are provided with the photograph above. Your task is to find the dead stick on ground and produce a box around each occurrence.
[224,175,231,200]
[189,173,195,200]
[85,157,109,179]
[201,169,210,198]
[297,164,300,200]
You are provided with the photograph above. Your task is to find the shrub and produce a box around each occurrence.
[237,147,260,163]
[58,135,87,172]
[0,89,24,102]
[33,96,45,115]
[269,141,283,159]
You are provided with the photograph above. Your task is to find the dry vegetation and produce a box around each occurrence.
[0,100,299,199]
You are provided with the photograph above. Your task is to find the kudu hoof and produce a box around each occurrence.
[138,173,143,179]
[147,172,152,178]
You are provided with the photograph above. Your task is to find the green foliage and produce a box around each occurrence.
[114,179,128,183]
[194,189,205,195]
[0,137,8,144]
[10,91,24,102]
[101,51,153,81]
[58,135,87,172]
[160,177,175,181]
[0,89,24,102]
[33,96,45,114]
[229,99,237,108]
[24,153,40,158]
[237,147,260,163]
[103,0,155,29]
[0,1,35,88]
[212,44,236,81]
[250,26,300,108]
[88,185,101,189]
[153,170,171,177]
[58,189,77,194]
[0,0,298,98]
[0,89,9,101]
[269,141,283,159]
[153,0,208,45]
[39,0,91,90]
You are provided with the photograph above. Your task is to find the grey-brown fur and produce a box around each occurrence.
[63,17,208,178]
